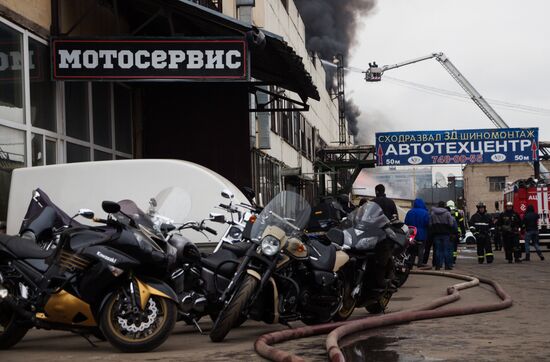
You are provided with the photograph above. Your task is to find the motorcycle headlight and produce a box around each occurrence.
[260,235,281,256]
[229,226,242,240]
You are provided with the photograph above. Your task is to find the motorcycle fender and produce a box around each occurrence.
[245,270,279,324]
[333,251,350,272]
[246,269,262,281]
[134,276,178,310]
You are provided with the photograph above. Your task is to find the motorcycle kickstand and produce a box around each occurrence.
[192,318,204,334]
[78,333,98,348]
[281,320,293,329]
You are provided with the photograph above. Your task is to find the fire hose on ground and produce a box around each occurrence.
[254,270,513,362]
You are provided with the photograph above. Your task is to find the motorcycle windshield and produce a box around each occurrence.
[250,191,311,241]
[150,186,192,225]
[352,202,390,232]
[116,199,155,230]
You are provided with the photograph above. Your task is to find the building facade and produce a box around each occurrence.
[0,0,346,225]
[462,161,550,216]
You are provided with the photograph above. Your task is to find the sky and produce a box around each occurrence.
[347,0,550,195]
[347,0,550,143]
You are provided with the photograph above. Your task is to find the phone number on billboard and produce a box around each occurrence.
[431,154,483,164]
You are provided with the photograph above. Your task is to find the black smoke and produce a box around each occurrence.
[294,0,376,139]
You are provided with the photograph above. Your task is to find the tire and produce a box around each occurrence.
[0,295,29,349]
[99,290,177,353]
[209,311,247,328]
[365,291,392,314]
[394,266,411,288]
[209,275,257,342]
[332,276,356,322]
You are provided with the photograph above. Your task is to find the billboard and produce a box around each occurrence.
[375,128,539,166]
[51,37,248,81]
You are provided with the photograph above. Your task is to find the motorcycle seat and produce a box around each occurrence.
[221,241,250,256]
[0,234,54,259]
[201,248,240,278]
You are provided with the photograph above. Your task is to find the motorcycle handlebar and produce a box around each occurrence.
[203,226,217,235]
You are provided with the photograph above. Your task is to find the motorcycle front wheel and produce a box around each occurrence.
[394,264,411,288]
[332,273,356,322]
[365,290,392,314]
[100,289,177,352]
[209,275,257,342]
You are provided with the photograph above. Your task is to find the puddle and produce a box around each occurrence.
[341,335,424,362]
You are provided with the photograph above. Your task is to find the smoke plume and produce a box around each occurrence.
[294,0,376,138]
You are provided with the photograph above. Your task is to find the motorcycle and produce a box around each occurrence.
[392,226,417,287]
[209,191,350,342]
[16,188,253,332]
[327,201,414,318]
[0,201,179,352]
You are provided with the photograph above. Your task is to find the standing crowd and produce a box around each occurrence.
[405,197,545,269]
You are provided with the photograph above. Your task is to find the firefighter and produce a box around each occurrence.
[498,201,523,263]
[469,202,494,264]
[447,200,465,263]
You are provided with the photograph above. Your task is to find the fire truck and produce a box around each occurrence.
[504,179,550,247]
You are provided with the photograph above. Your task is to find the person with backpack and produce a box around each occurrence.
[405,198,430,267]
[429,201,455,270]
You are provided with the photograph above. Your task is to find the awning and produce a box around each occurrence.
[120,0,320,101]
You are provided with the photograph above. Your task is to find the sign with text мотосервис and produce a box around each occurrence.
[375,128,539,166]
[51,37,248,81]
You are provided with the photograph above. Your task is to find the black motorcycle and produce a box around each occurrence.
[0,201,178,352]
[209,191,351,342]
[327,201,413,317]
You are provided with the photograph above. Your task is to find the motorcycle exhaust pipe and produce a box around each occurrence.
[180,292,207,313]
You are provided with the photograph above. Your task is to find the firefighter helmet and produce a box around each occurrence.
[506,201,513,207]
[446,200,456,209]
[476,202,486,209]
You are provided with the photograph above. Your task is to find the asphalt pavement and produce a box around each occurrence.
[2,245,549,361]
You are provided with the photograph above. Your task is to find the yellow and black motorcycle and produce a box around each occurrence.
[0,201,178,352]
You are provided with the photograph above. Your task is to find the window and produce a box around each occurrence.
[65,82,89,141]
[29,38,56,131]
[92,83,112,148]
[62,82,133,162]
[31,133,44,166]
[0,125,25,222]
[0,21,24,124]
[252,150,281,206]
[489,176,506,192]
[94,149,112,161]
[114,84,132,154]
[66,142,90,163]
[45,139,57,165]
[0,18,62,226]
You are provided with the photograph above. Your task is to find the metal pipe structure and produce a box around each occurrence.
[254,270,512,362]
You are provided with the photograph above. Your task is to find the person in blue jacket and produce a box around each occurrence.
[405,198,430,267]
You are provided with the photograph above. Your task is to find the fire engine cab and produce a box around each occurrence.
[504,178,550,247]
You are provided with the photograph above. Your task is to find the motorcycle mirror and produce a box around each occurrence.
[221,189,235,200]
[102,201,121,214]
[209,213,226,223]
[78,209,95,219]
